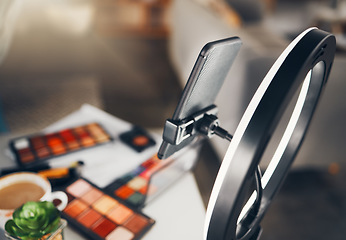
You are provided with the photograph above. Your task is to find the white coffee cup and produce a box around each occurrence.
[0,172,68,229]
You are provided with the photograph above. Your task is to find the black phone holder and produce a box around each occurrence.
[162,104,233,145]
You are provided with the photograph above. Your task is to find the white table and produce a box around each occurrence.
[0,104,206,239]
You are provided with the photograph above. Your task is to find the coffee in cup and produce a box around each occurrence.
[0,172,68,229]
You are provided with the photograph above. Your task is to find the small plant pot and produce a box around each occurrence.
[5,219,67,240]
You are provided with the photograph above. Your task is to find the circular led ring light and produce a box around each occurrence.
[204,28,336,240]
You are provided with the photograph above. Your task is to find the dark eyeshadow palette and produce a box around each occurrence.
[9,123,112,167]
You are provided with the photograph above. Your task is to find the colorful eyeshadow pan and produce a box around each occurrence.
[92,218,116,238]
[107,205,133,224]
[106,226,134,240]
[9,123,112,167]
[123,214,150,234]
[92,195,119,215]
[80,188,103,205]
[61,178,155,240]
[64,199,88,218]
[105,155,172,208]
[77,208,102,227]
[119,127,155,152]
[67,179,92,197]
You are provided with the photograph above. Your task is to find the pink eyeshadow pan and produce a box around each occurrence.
[66,179,92,198]
[80,188,103,205]
[106,226,134,240]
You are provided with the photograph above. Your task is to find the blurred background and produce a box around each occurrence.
[1,0,346,239]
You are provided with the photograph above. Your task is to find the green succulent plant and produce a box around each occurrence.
[5,201,61,240]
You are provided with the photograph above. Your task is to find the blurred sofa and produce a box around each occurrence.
[167,0,346,168]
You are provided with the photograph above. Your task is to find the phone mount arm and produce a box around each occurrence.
[162,104,232,145]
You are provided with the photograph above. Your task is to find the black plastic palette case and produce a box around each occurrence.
[119,127,156,153]
[9,123,112,167]
[61,178,155,240]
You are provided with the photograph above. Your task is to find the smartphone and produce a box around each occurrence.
[158,37,242,159]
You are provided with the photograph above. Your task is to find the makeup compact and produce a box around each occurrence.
[9,123,112,167]
[61,178,155,240]
[120,127,156,153]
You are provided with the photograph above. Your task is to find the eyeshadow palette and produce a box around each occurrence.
[9,123,112,167]
[105,155,173,209]
[119,127,156,152]
[62,178,155,240]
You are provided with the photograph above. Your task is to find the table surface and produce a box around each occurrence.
[0,105,206,239]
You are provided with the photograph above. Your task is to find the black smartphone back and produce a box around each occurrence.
[158,37,242,159]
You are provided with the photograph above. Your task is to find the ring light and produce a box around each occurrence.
[204,28,336,240]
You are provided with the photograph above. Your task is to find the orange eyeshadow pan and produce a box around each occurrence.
[123,214,149,234]
[77,208,102,228]
[115,186,135,199]
[63,199,88,218]
[132,136,149,146]
[107,205,133,224]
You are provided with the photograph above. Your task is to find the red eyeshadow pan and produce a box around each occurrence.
[46,136,66,155]
[92,218,116,238]
[60,130,80,150]
[59,129,75,139]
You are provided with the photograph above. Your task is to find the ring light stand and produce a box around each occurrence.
[158,28,336,240]
[205,28,335,239]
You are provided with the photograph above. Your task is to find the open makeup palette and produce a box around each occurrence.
[62,178,155,240]
[9,123,113,167]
